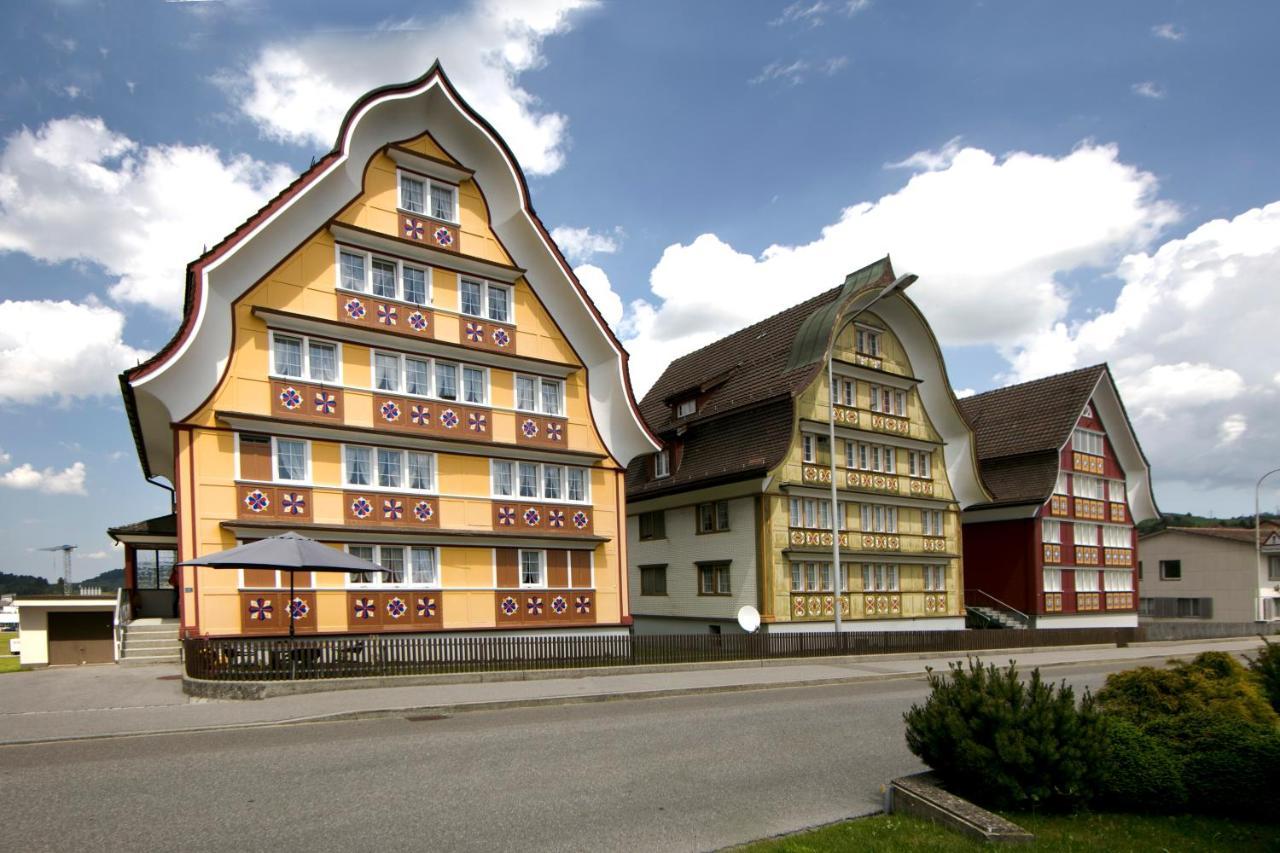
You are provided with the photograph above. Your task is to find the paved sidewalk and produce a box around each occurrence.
[0,636,1262,746]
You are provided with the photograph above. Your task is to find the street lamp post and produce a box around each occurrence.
[830,275,915,633]
[1256,467,1280,622]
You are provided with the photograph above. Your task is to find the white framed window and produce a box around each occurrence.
[1075,569,1100,592]
[1074,475,1104,500]
[1074,523,1099,546]
[1102,525,1132,548]
[519,549,546,588]
[343,445,436,493]
[370,350,487,404]
[869,385,907,417]
[515,375,564,416]
[1073,428,1104,457]
[491,460,590,503]
[1081,402,1094,419]
[862,563,899,592]
[397,171,458,223]
[335,246,431,306]
[1055,471,1070,495]
[347,544,439,588]
[654,449,670,478]
[923,565,947,591]
[802,435,816,464]
[790,498,841,530]
[922,510,945,537]
[676,398,697,418]
[1043,568,1062,593]
[848,442,896,474]
[860,504,898,533]
[834,377,856,407]
[1107,479,1126,502]
[855,326,881,357]
[272,437,309,484]
[790,563,805,593]
[1042,519,1062,544]
[907,450,932,479]
[1104,570,1132,592]
[459,278,512,323]
[269,332,341,384]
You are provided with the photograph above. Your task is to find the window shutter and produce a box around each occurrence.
[239,434,272,481]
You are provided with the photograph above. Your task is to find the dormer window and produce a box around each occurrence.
[855,326,882,357]
[1082,402,1094,419]
[654,449,670,479]
[676,398,697,418]
[398,171,458,223]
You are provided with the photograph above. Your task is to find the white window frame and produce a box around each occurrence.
[855,325,882,358]
[1102,525,1132,548]
[271,437,311,485]
[342,444,437,494]
[907,450,932,479]
[458,277,514,324]
[1074,475,1104,500]
[490,460,591,504]
[1073,428,1104,457]
[924,564,947,591]
[1107,479,1126,502]
[802,435,815,464]
[514,374,565,416]
[654,450,670,479]
[345,544,440,589]
[1104,570,1132,592]
[922,510,944,537]
[1074,523,1099,547]
[268,331,343,385]
[518,549,547,589]
[1043,568,1063,593]
[369,349,488,405]
[834,377,856,407]
[860,504,898,534]
[1042,519,1062,544]
[396,169,459,224]
[1055,471,1070,495]
[334,245,433,307]
[862,563,899,592]
[1075,569,1101,592]
[676,398,696,418]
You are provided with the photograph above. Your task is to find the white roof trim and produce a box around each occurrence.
[129,70,658,480]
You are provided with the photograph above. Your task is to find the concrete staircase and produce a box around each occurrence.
[967,606,1028,630]
[120,618,182,665]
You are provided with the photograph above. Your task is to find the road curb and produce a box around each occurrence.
[1,641,1261,748]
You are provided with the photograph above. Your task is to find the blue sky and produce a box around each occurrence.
[2,0,1279,580]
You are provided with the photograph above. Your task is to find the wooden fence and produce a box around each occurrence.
[184,625,1144,682]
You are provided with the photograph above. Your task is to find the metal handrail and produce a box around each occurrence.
[111,587,131,662]
[966,589,1030,626]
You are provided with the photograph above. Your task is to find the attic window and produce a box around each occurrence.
[855,326,882,358]
[654,450,670,479]
[676,399,697,418]
[1082,402,1094,418]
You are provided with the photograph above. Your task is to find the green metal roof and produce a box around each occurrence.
[784,255,895,372]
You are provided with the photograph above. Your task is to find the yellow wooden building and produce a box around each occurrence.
[626,258,991,633]
[114,66,658,639]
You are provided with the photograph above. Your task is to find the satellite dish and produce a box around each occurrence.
[737,605,761,634]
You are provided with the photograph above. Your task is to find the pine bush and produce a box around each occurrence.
[1246,637,1280,715]
[903,659,1103,812]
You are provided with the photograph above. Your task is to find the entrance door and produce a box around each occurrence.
[47,611,114,665]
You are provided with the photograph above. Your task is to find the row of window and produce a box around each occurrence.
[246,436,591,503]
[788,498,946,536]
[1073,428,1105,457]
[801,435,933,478]
[337,247,513,323]
[1053,472,1126,501]
[830,377,909,417]
[339,545,584,589]
[398,172,458,222]
[1042,519,1132,548]
[270,331,566,415]
[1042,568,1133,592]
[787,562,947,593]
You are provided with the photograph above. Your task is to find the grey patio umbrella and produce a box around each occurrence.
[178,531,390,640]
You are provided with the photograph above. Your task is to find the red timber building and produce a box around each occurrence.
[958,365,1158,628]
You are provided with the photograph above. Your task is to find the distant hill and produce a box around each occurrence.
[0,568,124,596]
[1138,512,1280,535]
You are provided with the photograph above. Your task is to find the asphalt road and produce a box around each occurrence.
[0,659,1142,853]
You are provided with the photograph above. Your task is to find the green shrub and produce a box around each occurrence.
[1158,711,1280,817]
[1096,651,1278,728]
[1095,718,1186,813]
[1247,637,1280,715]
[903,659,1103,812]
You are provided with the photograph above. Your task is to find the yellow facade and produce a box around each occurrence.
[762,310,965,625]
[174,134,626,637]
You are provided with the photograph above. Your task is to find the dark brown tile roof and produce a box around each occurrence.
[958,364,1107,506]
[625,398,795,499]
[107,513,177,540]
[958,364,1107,461]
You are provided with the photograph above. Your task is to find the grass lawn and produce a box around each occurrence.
[744,812,1277,852]
[0,632,18,673]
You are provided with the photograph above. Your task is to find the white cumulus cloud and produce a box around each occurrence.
[0,299,150,404]
[573,263,624,329]
[221,0,596,177]
[0,116,293,315]
[1,460,87,495]
[619,141,1177,393]
[550,225,621,263]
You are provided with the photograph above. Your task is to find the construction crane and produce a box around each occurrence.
[39,544,77,591]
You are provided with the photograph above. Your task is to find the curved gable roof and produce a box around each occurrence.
[123,64,658,480]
